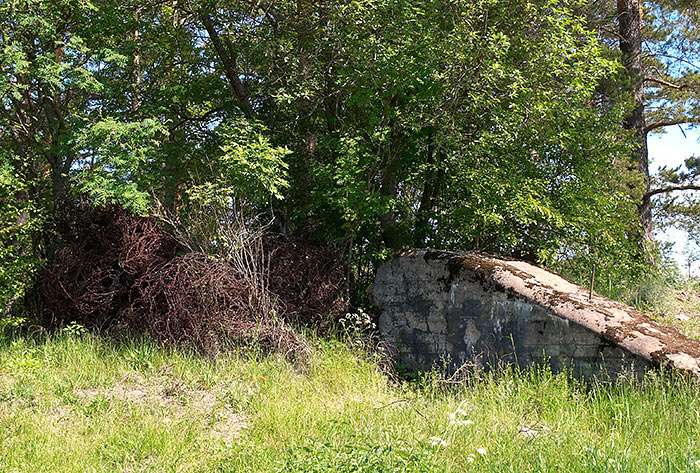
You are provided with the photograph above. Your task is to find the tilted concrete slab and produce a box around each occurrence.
[371,249,700,380]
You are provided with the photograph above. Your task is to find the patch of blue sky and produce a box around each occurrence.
[648,126,700,274]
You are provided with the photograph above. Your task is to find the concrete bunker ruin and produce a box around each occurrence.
[371,249,700,380]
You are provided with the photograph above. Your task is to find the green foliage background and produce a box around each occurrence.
[3,0,697,310]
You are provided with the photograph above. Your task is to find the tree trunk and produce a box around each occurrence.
[200,12,256,121]
[48,155,70,207]
[379,164,401,250]
[379,128,405,251]
[296,0,316,205]
[618,0,653,245]
[132,7,142,112]
[414,137,444,247]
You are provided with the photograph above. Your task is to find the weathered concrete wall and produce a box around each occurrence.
[372,249,700,380]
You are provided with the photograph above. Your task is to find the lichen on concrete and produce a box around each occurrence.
[372,249,700,380]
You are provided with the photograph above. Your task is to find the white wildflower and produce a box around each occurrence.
[467,455,475,463]
[518,426,539,439]
[448,406,472,426]
[430,436,447,447]
[450,419,474,426]
[476,447,487,456]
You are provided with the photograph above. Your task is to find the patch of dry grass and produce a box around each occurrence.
[643,285,700,339]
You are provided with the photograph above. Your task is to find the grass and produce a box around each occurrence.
[2,327,700,473]
[585,271,700,340]
[639,280,700,340]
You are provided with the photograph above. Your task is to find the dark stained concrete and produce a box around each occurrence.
[371,249,700,380]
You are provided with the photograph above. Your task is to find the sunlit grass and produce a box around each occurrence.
[639,281,700,340]
[1,330,700,472]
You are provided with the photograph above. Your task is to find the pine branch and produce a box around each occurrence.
[646,118,700,133]
[644,77,697,90]
[644,185,700,200]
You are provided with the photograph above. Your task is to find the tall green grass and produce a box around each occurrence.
[1,330,700,472]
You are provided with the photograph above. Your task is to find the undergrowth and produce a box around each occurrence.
[24,201,346,359]
[627,276,700,340]
[1,328,700,472]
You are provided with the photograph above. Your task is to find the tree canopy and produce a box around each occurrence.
[4,0,697,310]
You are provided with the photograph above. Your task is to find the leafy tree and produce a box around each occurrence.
[1,0,659,310]
[0,153,44,313]
[0,0,290,311]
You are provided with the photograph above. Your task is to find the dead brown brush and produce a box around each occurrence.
[27,202,308,360]
[266,226,349,328]
[29,203,149,328]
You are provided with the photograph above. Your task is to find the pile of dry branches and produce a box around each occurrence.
[267,226,348,327]
[28,203,326,359]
